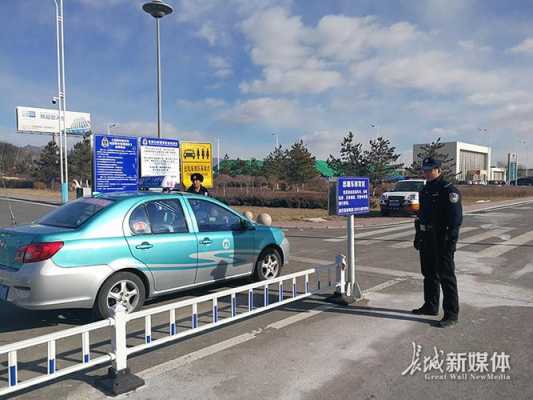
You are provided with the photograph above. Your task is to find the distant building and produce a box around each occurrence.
[490,167,506,181]
[413,141,491,183]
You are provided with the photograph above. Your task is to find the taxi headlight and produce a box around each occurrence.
[407,194,417,201]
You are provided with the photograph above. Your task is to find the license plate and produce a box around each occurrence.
[0,284,9,301]
[389,201,400,208]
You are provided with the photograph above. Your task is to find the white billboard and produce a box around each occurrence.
[139,137,180,188]
[16,106,91,135]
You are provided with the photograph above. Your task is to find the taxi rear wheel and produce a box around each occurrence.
[254,248,282,281]
[95,272,146,319]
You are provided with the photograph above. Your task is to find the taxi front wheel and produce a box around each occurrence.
[94,272,146,320]
[254,248,282,281]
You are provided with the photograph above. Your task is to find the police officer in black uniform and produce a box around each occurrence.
[186,173,209,196]
[413,158,462,328]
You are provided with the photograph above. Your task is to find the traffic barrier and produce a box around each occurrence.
[0,264,340,397]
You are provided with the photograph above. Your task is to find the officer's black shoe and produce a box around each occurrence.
[438,316,458,328]
[411,305,439,316]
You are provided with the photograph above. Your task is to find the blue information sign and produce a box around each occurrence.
[93,134,139,193]
[336,177,370,216]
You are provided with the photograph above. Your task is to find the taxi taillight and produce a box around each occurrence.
[15,242,64,264]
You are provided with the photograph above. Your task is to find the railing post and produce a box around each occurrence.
[96,303,144,396]
[8,351,17,388]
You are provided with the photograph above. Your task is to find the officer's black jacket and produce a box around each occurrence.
[418,175,463,240]
[187,185,209,196]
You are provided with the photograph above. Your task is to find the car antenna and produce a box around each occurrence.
[0,169,16,225]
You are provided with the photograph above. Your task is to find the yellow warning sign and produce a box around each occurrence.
[180,142,213,189]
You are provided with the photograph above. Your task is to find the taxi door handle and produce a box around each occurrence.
[136,242,153,250]
[200,238,212,245]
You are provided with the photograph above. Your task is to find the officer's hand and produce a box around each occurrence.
[413,238,422,251]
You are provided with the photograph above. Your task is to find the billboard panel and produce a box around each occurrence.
[139,137,180,189]
[93,134,138,193]
[16,106,91,135]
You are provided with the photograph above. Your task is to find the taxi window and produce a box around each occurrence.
[129,205,151,235]
[38,198,113,228]
[144,199,189,234]
[188,199,241,232]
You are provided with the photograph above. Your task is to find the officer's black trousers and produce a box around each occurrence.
[419,231,459,318]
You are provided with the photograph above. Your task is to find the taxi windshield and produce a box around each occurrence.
[393,181,424,192]
[38,198,114,228]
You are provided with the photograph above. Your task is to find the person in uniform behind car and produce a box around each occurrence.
[186,173,209,196]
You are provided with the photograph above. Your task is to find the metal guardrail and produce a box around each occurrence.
[0,319,113,396]
[0,264,338,397]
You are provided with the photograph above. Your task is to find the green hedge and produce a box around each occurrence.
[212,192,328,209]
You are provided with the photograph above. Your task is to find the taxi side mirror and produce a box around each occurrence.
[239,219,255,231]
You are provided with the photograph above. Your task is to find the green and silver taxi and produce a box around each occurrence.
[0,192,289,318]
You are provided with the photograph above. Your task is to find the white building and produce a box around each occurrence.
[413,141,491,183]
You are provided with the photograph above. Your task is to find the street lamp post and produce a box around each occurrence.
[217,137,220,173]
[107,123,119,135]
[54,0,68,203]
[520,139,529,177]
[272,133,279,148]
[479,128,491,179]
[370,123,379,138]
[142,1,173,139]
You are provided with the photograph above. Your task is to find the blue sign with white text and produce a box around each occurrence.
[336,177,370,216]
[93,134,139,193]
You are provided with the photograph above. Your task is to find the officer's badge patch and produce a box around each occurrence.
[449,193,460,203]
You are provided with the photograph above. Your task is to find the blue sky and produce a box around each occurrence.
[1,0,533,165]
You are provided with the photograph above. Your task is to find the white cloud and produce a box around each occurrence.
[239,8,425,95]
[218,97,300,126]
[352,51,504,94]
[196,22,218,46]
[467,90,530,106]
[176,98,226,108]
[314,17,420,62]
[240,68,342,94]
[509,38,533,54]
[458,40,492,53]
[207,56,233,78]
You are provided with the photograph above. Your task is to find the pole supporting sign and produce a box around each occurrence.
[93,134,139,194]
[139,137,180,189]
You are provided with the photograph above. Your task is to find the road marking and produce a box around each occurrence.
[323,225,413,243]
[478,230,533,258]
[358,229,415,245]
[511,263,533,279]
[0,197,58,208]
[293,256,422,279]
[455,227,514,249]
[354,224,412,238]
[363,277,407,293]
[141,331,257,380]
[266,304,333,330]
[389,227,477,248]
[138,275,410,379]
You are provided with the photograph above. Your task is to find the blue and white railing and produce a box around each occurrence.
[0,263,339,397]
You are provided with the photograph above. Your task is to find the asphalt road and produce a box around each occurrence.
[1,198,532,399]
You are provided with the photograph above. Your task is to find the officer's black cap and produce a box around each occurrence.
[191,173,204,182]
[421,157,442,171]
